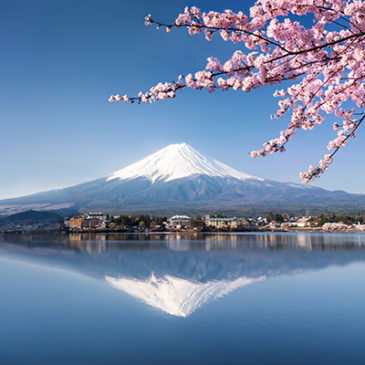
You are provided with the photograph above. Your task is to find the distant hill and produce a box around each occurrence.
[0,210,62,230]
[0,143,364,216]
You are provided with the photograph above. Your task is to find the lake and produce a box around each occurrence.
[0,232,365,365]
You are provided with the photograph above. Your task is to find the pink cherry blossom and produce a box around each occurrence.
[110,0,365,183]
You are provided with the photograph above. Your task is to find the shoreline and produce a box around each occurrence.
[1,228,365,235]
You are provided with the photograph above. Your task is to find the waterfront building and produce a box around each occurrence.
[168,215,191,229]
[81,212,105,230]
[205,215,246,229]
[69,216,85,230]
[296,216,312,228]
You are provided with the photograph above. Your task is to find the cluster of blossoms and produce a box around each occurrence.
[110,0,365,183]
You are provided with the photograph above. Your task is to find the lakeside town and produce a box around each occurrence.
[2,210,365,233]
[63,212,365,233]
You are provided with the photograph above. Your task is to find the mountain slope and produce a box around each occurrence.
[0,143,364,215]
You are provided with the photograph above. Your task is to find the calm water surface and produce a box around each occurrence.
[0,232,365,365]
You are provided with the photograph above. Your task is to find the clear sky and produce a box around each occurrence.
[1,0,364,199]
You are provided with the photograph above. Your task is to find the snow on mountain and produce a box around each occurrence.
[1,142,364,215]
[107,143,263,183]
[105,273,265,317]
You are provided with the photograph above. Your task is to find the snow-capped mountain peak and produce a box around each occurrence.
[1,142,363,215]
[106,143,262,183]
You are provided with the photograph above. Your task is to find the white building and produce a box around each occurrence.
[296,216,312,228]
[205,215,246,229]
[168,215,191,229]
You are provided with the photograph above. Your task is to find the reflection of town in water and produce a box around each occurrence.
[1,232,365,317]
[64,232,365,252]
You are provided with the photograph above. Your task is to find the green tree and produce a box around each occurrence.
[189,217,206,230]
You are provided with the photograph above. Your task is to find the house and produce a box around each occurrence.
[269,221,281,229]
[280,222,291,230]
[296,216,312,228]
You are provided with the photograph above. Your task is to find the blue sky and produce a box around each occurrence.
[0,0,364,199]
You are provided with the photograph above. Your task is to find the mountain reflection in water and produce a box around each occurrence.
[1,232,365,317]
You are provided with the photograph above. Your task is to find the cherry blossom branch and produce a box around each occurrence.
[300,114,365,183]
[110,1,365,184]
[145,16,291,53]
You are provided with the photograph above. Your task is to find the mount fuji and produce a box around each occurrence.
[0,143,364,215]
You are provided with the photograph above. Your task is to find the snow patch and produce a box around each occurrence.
[287,183,305,189]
